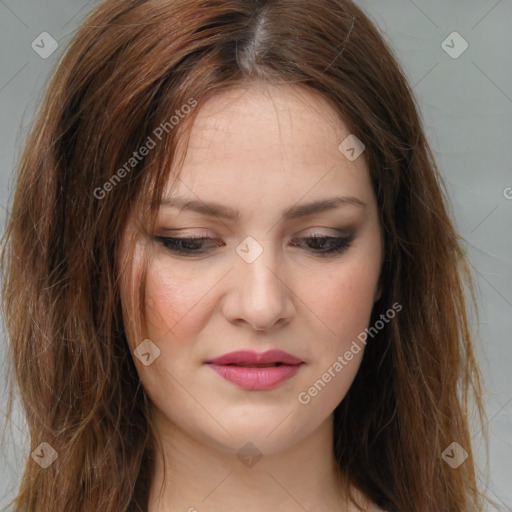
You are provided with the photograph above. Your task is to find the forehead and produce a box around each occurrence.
[180,82,348,161]
[164,83,375,218]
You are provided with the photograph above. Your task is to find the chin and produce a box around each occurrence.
[206,412,312,454]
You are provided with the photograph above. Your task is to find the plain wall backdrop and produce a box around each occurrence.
[0,0,511,509]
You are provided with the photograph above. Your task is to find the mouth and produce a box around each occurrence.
[224,362,286,368]
[204,350,304,390]
[204,349,303,366]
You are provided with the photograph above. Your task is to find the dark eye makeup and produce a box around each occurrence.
[154,231,355,258]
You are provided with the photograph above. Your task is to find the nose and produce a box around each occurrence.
[222,239,294,333]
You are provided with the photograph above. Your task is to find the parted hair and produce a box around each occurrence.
[1,0,488,511]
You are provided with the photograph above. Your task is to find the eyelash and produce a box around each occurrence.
[155,233,353,257]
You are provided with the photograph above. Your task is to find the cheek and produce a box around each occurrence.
[143,259,217,345]
[293,259,378,415]
[299,257,380,350]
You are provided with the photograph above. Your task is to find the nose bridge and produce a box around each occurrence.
[230,234,291,330]
[236,234,282,297]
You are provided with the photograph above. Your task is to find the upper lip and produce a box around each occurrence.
[205,349,303,366]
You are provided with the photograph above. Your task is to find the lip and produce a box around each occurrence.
[205,349,303,366]
[205,350,304,390]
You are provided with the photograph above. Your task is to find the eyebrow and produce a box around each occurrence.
[158,195,366,221]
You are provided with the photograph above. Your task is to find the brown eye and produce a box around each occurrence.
[289,234,354,256]
[155,233,353,258]
[155,236,222,254]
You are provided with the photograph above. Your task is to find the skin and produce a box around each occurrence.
[119,82,384,512]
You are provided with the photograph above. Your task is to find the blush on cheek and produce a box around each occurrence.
[144,268,214,345]
[296,270,377,349]
[145,288,187,342]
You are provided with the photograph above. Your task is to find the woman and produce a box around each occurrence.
[1,0,489,510]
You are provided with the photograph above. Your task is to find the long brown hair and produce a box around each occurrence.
[1,0,489,510]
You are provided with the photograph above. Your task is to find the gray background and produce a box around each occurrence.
[0,0,511,510]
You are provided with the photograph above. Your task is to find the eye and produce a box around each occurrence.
[290,232,354,256]
[154,232,354,257]
[155,235,220,255]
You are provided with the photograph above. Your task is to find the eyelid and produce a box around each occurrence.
[302,227,352,236]
[154,229,355,258]
[155,229,215,239]
[153,228,355,247]
[157,226,353,237]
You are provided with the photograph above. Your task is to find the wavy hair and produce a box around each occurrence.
[1,0,489,510]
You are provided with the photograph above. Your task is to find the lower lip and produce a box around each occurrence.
[206,363,303,390]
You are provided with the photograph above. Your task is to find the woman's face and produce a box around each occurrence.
[119,82,383,455]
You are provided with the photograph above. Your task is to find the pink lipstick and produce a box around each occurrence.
[205,349,304,390]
